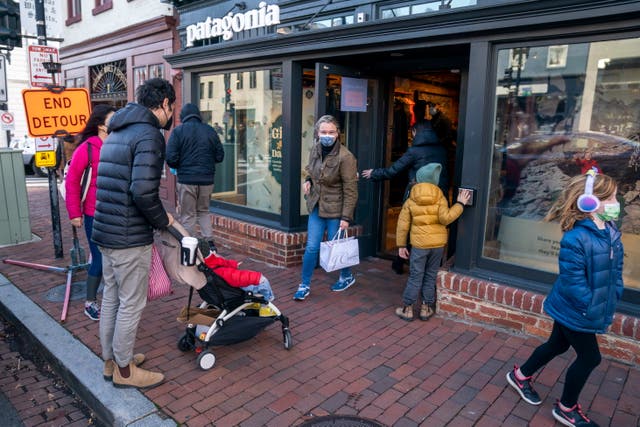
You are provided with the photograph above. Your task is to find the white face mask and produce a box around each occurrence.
[596,202,620,222]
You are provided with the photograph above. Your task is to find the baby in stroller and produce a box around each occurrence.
[201,251,275,302]
[155,222,291,371]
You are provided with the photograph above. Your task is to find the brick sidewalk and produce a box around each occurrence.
[0,319,100,426]
[0,186,638,426]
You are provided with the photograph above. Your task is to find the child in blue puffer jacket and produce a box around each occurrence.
[506,170,624,427]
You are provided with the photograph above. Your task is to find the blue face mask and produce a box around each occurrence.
[319,135,336,147]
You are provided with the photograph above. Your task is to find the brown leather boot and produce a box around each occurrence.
[112,362,164,389]
[395,305,413,321]
[419,303,435,321]
[103,354,146,381]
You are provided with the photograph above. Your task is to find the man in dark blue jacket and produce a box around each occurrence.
[93,78,175,389]
[166,103,224,252]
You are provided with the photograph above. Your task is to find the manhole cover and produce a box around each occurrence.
[298,416,386,427]
[45,282,103,302]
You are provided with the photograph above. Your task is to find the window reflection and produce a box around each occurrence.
[380,0,477,19]
[197,68,283,214]
[484,38,640,289]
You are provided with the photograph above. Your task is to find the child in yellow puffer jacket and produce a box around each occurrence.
[395,163,471,321]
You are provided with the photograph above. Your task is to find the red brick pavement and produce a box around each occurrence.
[0,185,638,427]
[0,320,100,426]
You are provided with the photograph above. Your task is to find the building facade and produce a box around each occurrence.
[59,0,181,203]
[167,0,640,362]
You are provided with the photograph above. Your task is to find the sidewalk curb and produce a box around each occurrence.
[0,273,175,427]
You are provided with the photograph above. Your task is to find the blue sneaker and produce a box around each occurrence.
[84,300,100,321]
[293,284,310,301]
[331,275,356,292]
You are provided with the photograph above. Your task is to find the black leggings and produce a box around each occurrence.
[520,321,601,407]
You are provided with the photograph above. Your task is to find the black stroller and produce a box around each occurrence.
[159,224,292,371]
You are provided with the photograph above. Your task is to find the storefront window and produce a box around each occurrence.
[484,38,640,290]
[133,66,146,92]
[380,0,477,19]
[149,64,164,79]
[134,64,164,92]
[198,67,283,214]
[65,77,85,88]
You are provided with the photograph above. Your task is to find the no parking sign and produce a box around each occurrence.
[0,111,14,131]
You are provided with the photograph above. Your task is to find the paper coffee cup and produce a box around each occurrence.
[181,236,199,266]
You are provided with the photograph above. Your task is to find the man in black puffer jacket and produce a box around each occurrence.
[166,103,224,252]
[93,78,175,390]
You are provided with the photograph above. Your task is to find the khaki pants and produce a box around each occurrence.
[177,183,214,241]
[99,244,151,368]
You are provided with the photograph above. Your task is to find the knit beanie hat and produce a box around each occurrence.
[416,163,442,185]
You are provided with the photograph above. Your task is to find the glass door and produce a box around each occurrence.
[311,62,383,256]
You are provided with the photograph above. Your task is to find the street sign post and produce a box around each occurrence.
[28,45,60,88]
[22,88,91,137]
[0,56,7,103]
[7,86,92,322]
[34,136,56,168]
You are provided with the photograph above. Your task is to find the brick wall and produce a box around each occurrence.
[212,214,305,266]
[438,271,640,365]
[211,214,639,365]
[211,214,362,267]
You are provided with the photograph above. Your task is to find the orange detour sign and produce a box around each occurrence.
[22,88,91,137]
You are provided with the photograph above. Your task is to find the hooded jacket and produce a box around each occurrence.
[166,103,224,185]
[396,183,463,249]
[370,120,448,194]
[92,102,170,249]
[305,140,358,222]
[544,219,624,333]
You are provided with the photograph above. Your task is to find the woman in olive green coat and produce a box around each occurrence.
[294,115,359,301]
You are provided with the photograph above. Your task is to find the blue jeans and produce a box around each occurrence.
[84,215,102,278]
[301,207,352,286]
[244,275,275,302]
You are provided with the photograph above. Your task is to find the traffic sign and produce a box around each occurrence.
[0,111,14,130]
[35,137,55,152]
[20,2,63,40]
[34,151,57,168]
[22,88,91,137]
[28,45,59,88]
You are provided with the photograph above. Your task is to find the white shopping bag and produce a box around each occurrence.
[319,230,360,272]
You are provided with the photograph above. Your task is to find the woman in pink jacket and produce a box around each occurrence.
[65,104,116,320]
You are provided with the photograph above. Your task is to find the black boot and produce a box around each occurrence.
[391,256,404,275]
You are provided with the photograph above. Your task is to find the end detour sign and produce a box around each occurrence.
[22,88,91,137]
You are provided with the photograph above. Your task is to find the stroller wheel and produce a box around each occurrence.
[283,329,293,350]
[197,350,216,370]
[178,334,194,352]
